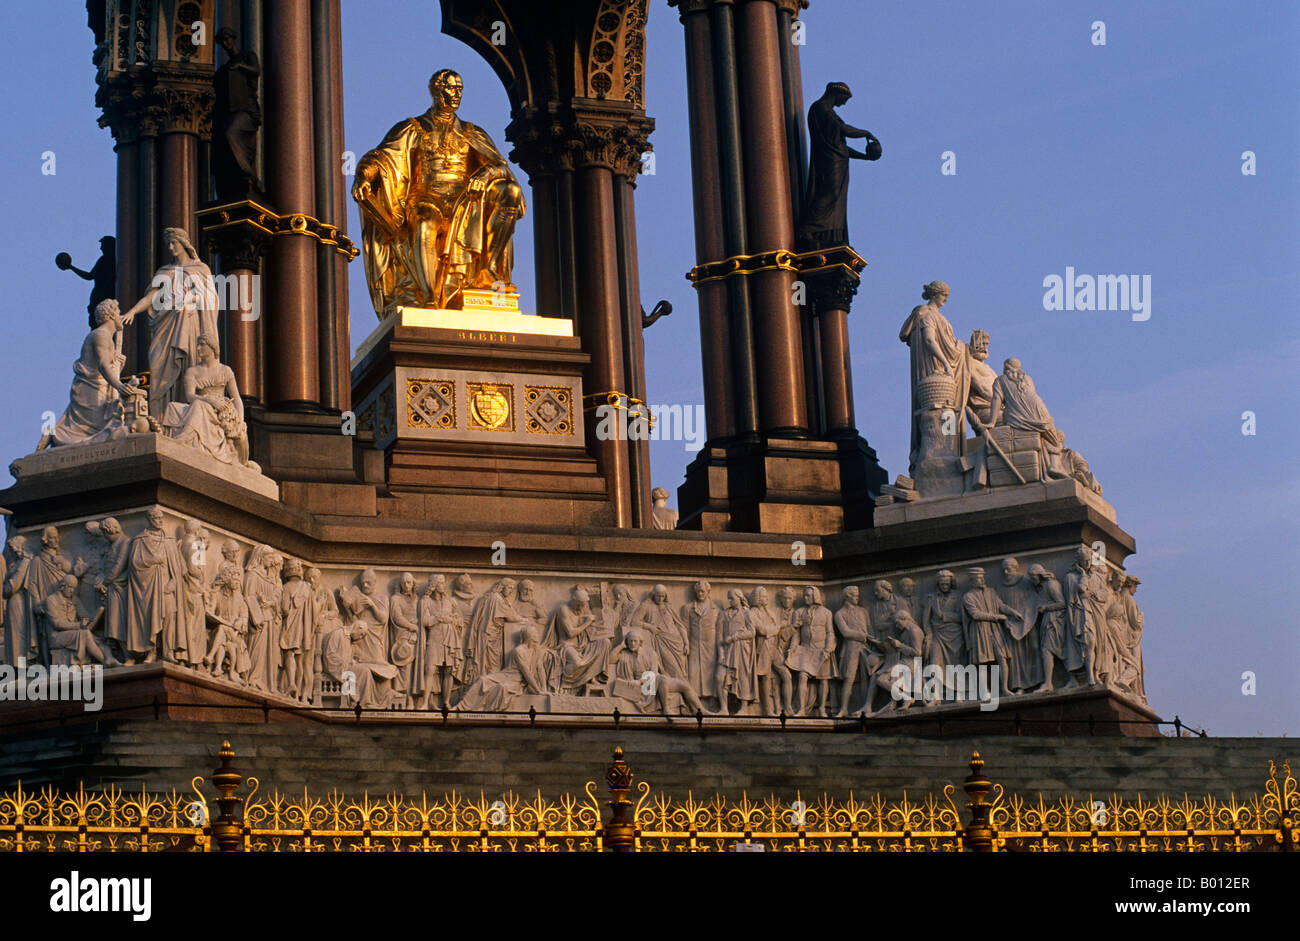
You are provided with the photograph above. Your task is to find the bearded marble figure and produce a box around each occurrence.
[2,536,31,667]
[463,577,524,688]
[329,568,397,709]
[960,567,1012,697]
[683,581,721,701]
[42,575,117,667]
[922,570,967,679]
[111,511,184,664]
[205,560,250,682]
[997,557,1043,692]
[750,586,793,716]
[388,572,420,707]
[715,588,757,713]
[23,526,74,667]
[514,579,547,650]
[243,546,284,693]
[37,299,139,450]
[456,625,556,713]
[176,519,211,668]
[1063,549,1110,687]
[545,587,611,694]
[610,628,708,716]
[632,584,689,682]
[833,586,871,717]
[1028,564,1067,693]
[414,574,464,710]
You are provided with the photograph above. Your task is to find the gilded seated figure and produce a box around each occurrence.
[351,68,525,314]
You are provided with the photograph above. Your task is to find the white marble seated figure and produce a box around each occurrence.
[162,334,259,472]
[38,299,145,450]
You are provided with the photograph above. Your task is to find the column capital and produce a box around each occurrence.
[96,69,213,143]
[508,103,654,179]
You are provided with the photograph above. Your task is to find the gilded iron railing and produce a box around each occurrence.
[0,743,1294,852]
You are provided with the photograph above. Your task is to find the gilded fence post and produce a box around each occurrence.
[604,747,636,853]
[962,751,997,853]
[210,741,245,852]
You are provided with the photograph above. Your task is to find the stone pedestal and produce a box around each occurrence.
[350,307,615,528]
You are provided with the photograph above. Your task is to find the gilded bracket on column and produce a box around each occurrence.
[685,245,866,287]
[197,200,359,259]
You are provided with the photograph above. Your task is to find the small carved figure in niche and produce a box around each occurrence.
[415,574,463,711]
[163,335,258,471]
[204,560,250,682]
[55,236,116,327]
[923,570,967,701]
[456,624,557,712]
[121,228,218,417]
[714,588,756,715]
[789,586,836,716]
[751,586,793,716]
[2,536,32,667]
[463,577,525,688]
[609,628,708,716]
[632,584,689,683]
[387,572,420,707]
[683,581,720,705]
[960,567,1012,698]
[833,585,871,717]
[42,574,118,667]
[650,487,678,530]
[116,509,184,666]
[998,557,1043,692]
[38,300,143,451]
[212,28,263,201]
[1027,563,1067,693]
[545,587,611,694]
[279,559,316,700]
[797,81,880,250]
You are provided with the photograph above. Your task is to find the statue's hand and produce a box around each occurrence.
[468,175,487,194]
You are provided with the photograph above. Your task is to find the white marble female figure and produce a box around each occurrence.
[122,228,218,416]
[163,334,254,469]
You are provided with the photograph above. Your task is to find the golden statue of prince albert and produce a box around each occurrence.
[351,69,525,315]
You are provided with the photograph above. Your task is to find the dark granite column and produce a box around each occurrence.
[736,0,807,436]
[678,0,735,442]
[327,0,351,414]
[312,0,341,413]
[575,163,632,528]
[263,0,320,410]
[614,172,651,527]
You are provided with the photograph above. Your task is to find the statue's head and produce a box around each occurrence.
[426,573,446,596]
[1028,563,1048,585]
[42,525,60,549]
[778,586,796,609]
[750,586,769,608]
[518,578,536,601]
[197,334,219,363]
[843,585,860,605]
[571,586,590,608]
[693,580,710,601]
[623,628,644,652]
[1002,557,1021,581]
[825,81,852,105]
[651,583,669,604]
[873,579,892,601]
[400,571,415,593]
[429,69,464,113]
[162,227,196,262]
[651,486,669,504]
[969,329,990,360]
[60,574,78,597]
[968,566,986,589]
[284,558,304,580]
[360,568,377,593]
[922,281,950,304]
[1003,357,1022,377]
[453,573,473,595]
[99,235,115,253]
[306,566,321,587]
[100,517,122,539]
[937,569,955,592]
[803,585,822,607]
[899,577,916,597]
[93,298,121,327]
[726,587,745,609]
[6,534,25,555]
[216,27,237,54]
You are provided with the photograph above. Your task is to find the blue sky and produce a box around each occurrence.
[0,1,1295,735]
